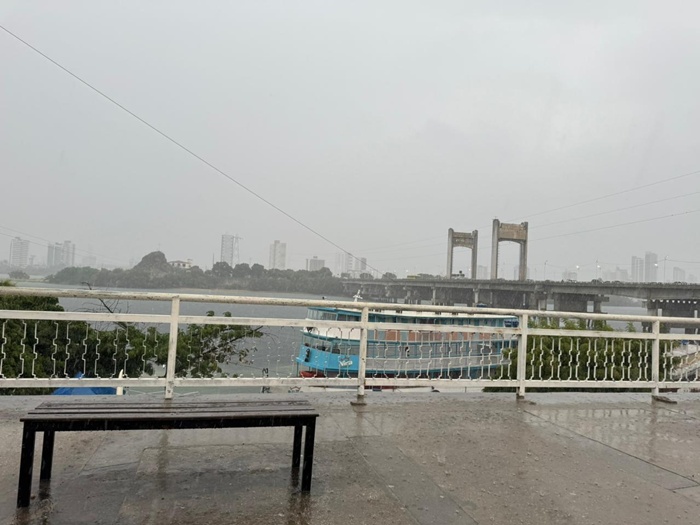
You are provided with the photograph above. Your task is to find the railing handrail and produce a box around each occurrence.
[2,287,699,400]
[2,287,699,325]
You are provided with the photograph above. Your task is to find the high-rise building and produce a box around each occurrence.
[345,253,354,274]
[631,256,644,282]
[603,267,629,282]
[644,252,658,282]
[672,267,686,282]
[62,241,75,267]
[334,253,345,276]
[477,265,488,279]
[220,234,240,267]
[47,240,76,268]
[268,240,286,270]
[306,256,325,271]
[9,237,29,268]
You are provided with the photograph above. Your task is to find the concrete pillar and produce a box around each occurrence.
[446,228,454,278]
[447,229,478,279]
[470,232,478,280]
[491,219,500,279]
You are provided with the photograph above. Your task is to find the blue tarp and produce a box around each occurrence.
[52,372,117,396]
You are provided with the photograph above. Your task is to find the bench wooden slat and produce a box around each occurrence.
[17,397,318,507]
[29,400,311,410]
[22,399,319,423]
[27,404,317,414]
[23,412,318,423]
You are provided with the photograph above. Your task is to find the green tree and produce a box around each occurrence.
[231,263,251,278]
[211,261,234,280]
[492,317,655,391]
[0,282,262,393]
[250,263,265,278]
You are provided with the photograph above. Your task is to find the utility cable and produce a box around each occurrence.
[507,169,700,223]
[0,24,384,276]
[531,208,700,242]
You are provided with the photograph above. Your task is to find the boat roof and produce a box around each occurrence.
[309,306,515,319]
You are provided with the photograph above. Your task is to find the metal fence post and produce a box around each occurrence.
[164,296,180,399]
[517,313,529,399]
[651,320,660,397]
[353,306,370,406]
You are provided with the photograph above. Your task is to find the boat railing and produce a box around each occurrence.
[1,287,699,400]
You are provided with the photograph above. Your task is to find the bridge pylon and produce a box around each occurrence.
[446,229,478,279]
[491,219,528,281]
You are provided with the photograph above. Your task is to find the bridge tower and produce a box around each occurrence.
[490,220,528,281]
[446,229,478,279]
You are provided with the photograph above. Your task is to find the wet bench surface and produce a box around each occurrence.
[16,398,319,508]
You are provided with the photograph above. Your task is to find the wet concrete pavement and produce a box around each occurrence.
[1,392,700,525]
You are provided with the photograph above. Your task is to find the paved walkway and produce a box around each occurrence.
[2,392,700,525]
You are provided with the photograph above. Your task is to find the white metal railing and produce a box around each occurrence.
[1,287,699,400]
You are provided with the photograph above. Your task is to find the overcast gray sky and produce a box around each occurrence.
[2,1,699,280]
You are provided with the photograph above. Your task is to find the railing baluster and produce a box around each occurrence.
[164,296,181,399]
[517,314,528,398]
[354,307,369,405]
[651,320,660,397]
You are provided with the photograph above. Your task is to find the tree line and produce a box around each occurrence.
[45,251,347,295]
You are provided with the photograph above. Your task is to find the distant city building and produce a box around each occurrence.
[644,252,658,282]
[220,234,240,267]
[9,237,29,268]
[672,267,686,282]
[477,265,488,279]
[603,267,629,282]
[306,256,325,271]
[268,240,286,270]
[169,259,193,269]
[562,270,578,281]
[631,256,644,282]
[47,241,76,268]
[359,258,367,271]
[334,253,345,276]
[63,241,75,267]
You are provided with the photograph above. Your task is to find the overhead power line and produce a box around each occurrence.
[509,169,700,223]
[0,24,383,276]
[531,208,700,242]
[531,190,700,230]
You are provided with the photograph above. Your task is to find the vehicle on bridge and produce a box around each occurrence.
[295,307,519,379]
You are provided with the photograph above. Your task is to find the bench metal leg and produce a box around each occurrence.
[40,431,55,481]
[292,425,303,469]
[301,420,316,492]
[17,424,36,508]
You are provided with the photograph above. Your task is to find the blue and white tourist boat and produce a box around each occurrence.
[295,306,519,379]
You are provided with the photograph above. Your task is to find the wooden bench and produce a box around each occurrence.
[17,398,319,508]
